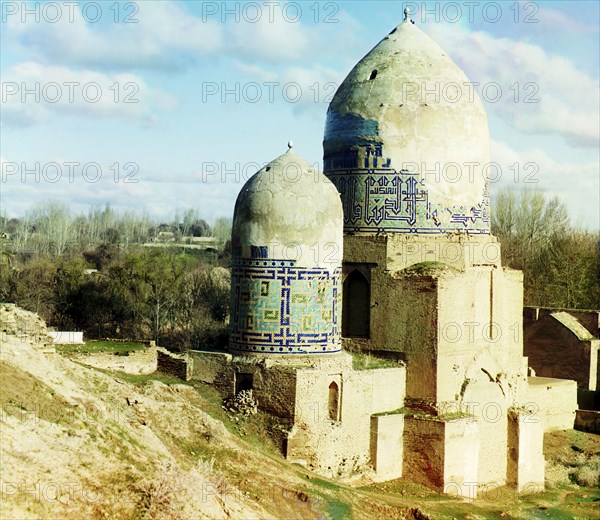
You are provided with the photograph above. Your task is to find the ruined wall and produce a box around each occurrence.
[341,235,524,406]
[289,366,405,478]
[461,377,508,488]
[436,266,525,405]
[345,262,525,406]
[370,414,404,481]
[524,309,598,391]
[575,410,600,433]
[191,353,299,419]
[246,364,297,419]
[343,234,502,276]
[189,351,232,385]
[156,348,191,380]
[403,416,446,490]
[0,304,55,351]
[507,409,545,493]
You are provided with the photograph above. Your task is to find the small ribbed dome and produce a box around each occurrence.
[230,148,343,355]
[323,18,490,235]
[233,149,342,259]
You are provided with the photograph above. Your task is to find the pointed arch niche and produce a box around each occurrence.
[342,269,371,338]
[328,381,340,421]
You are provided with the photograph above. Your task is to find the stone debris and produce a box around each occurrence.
[223,390,258,416]
[126,396,147,426]
[0,303,55,350]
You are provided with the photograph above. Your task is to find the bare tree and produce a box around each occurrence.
[27,201,75,256]
[492,189,599,308]
[211,217,232,245]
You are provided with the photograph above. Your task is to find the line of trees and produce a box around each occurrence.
[0,202,232,257]
[0,245,230,351]
[0,202,233,350]
[0,192,597,351]
[491,190,599,310]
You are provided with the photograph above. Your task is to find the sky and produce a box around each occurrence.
[1,0,599,229]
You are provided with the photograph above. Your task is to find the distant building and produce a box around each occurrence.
[524,307,599,413]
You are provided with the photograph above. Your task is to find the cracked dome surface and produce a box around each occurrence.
[232,148,343,268]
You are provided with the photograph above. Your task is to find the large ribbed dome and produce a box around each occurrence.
[230,147,343,354]
[323,15,490,235]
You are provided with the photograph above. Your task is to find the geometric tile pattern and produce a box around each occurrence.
[323,115,490,234]
[230,258,341,354]
[327,167,490,235]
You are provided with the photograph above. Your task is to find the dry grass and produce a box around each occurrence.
[544,430,600,490]
[133,459,229,520]
[568,454,600,487]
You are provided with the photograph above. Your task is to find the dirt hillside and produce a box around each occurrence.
[1,304,598,519]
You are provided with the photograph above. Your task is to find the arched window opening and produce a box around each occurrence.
[328,381,339,421]
[342,270,370,338]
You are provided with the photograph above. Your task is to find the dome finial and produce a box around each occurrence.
[287,140,293,150]
[403,7,410,22]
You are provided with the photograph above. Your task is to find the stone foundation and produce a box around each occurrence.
[403,415,479,498]
[526,377,577,431]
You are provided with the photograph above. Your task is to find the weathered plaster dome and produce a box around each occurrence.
[323,16,490,235]
[229,147,343,354]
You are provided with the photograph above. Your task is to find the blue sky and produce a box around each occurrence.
[1,0,599,229]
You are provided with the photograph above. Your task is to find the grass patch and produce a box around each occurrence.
[325,499,353,519]
[0,361,78,426]
[106,370,188,386]
[56,340,147,354]
[301,478,353,520]
[76,363,187,387]
[311,477,342,492]
[377,406,473,422]
[372,408,404,417]
[351,352,403,370]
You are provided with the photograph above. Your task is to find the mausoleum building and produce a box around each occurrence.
[188,9,578,498]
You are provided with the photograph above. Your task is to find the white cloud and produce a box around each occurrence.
[1,62,176,126]
[536,6,599,34]
[490,140,599,229]
[428,24,600,148]
[3,2,335,71]
[227,4,313,63]
[3,2,223,70]
[0,158,237,222]
[232,61,343,115]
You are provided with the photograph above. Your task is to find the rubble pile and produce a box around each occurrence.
[0,303,55,349]
[223,390,258,416]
